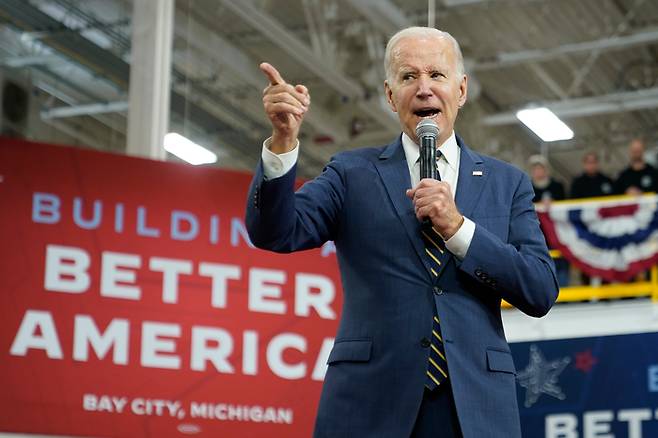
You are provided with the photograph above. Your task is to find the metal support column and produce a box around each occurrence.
[126,0,174,160]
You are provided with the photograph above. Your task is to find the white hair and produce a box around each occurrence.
[384,27,465,83]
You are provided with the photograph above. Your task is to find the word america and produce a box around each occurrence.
[11,310,333,380]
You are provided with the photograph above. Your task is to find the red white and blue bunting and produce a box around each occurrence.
[536,194,658,282]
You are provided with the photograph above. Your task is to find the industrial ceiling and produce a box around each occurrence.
[1,0,657,184]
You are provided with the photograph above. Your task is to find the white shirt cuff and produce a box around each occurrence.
[261,137,300,180]
[444,217,475,260]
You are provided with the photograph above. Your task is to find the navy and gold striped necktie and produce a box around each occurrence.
[417,152,449,390]
[421,226,449,390]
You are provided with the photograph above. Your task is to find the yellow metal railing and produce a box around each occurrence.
[502,255,658,308]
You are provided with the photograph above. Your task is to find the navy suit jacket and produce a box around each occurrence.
[246,135,559,438]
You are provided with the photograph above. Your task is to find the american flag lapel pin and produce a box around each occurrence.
[472,170,483,176]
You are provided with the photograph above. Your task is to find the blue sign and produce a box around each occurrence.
[511,332,658,437]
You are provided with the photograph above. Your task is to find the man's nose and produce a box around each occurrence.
[416,76,433,98]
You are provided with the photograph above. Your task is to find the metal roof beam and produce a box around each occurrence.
[41,101,129,119]
[442,0,490,6]
[345,0,412,37]
[442,0,546,6]
[173,8,350,144]
[527,63,568,100]
[474,28,658,71]
[219,0,398,133]
[482,86,658,126]
[220,0,361,96]
[0,54,62,68]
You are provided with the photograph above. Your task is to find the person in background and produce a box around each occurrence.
[570,151,614,285]
[614,138,657,283]
[528,154,569,287]
[529,155,565,203]
[615,138,658,195]
[570,151,614,199]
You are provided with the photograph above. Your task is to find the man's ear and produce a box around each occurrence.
[458,75,468,108]
[384,80,398,113]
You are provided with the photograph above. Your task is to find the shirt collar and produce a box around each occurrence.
[402,130,459,174]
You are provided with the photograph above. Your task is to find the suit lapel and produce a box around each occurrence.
[455,136,487,218]
[374,138,431,277]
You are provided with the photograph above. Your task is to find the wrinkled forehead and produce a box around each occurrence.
[389,36,455,70]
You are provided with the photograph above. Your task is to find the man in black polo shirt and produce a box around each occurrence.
[615,138,658,195]
[570,151,614,199]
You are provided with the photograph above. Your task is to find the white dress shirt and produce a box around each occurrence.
[261,132,475,259]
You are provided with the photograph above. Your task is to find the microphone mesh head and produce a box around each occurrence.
[415,119,439,139]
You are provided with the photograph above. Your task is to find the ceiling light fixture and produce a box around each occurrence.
[515,107,574,142]
[164,132,217,165]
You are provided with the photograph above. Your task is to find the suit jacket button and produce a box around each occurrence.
[433,287,443,295]
[475,268,483,277]
[420,338,431,348]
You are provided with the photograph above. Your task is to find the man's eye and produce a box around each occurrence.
[402,73,414,80]
[431,72,446,79]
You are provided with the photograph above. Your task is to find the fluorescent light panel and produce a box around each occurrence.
[515,107,574,142]
[164,132,217,165]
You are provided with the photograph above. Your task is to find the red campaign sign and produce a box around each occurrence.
[0,138,342,437]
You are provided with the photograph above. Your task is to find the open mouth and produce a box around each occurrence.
[414,108,440,118]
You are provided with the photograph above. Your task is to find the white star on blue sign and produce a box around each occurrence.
[517,344,571,408]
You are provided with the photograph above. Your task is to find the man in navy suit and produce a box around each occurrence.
[246,27,559,438]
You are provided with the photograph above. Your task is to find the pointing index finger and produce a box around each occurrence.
[259,62,285,86]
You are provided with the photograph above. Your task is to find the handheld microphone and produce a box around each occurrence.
[415,119,439,181]
[415,119,440,229]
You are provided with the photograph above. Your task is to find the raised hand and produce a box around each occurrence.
[259,62,310,154]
